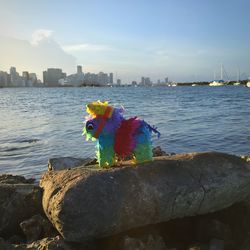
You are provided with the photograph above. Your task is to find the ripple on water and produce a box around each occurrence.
[0,86,250,179]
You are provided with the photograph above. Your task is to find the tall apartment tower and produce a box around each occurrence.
[77,65,82,75]
[0,71,9,87]
[10,67,16,75]
[10,67,17,84]
[117,79,121,85]
[22,71,29,81]
[141,77,145,85]
[43,68,65,86]
[10,66,21,86]
[109,73,113,84]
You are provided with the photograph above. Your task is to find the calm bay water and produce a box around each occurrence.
[0,86,250,180]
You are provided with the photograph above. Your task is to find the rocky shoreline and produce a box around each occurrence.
[1,148,250,250]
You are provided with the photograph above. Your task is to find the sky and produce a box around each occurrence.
[0,0,250,83]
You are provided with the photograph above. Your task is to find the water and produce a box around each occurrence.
[0,86,250,180]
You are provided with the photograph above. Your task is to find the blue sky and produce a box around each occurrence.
[0,0,250,82]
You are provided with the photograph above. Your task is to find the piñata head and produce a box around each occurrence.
[82,100,160,168]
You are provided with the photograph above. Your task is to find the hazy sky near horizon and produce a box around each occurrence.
[0,0,250,82]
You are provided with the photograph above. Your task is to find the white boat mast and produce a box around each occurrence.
[237,68,240,82]
[220,63,223,81]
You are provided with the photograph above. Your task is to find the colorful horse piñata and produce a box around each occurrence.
[82,101,160,167]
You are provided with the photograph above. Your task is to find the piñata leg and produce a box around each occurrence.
[97,135,115,167]
[133,124,153,163]
[133,143,153,163]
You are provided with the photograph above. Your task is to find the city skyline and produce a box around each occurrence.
[0,65,169,87]
[1,0,250,82]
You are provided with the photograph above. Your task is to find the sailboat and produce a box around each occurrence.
[246,77,250,88]
[209,64,225,86]
[233,68,241,86]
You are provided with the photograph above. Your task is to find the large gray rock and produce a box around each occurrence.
[40,152,250,242]
[0,183,43,237]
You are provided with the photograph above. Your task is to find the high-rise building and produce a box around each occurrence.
[43,71,47,85]
[10,67,22,86]
[145,77,151,86]
[10,67,17,85]
[22,71,29,87]
[43,68,66,86]
[0,71,9,87]
[165,77,169,83]
[117,79,121,85]
[22,71,29,81]
[65,66,84,86]
[28,73,37,87]
[140,77,145,85]
[10,67,16,76]
[109,73,113,84]
[77,65,83,75]
[83,72,98,85]
[97,72,109,85]
[29,73,37,82]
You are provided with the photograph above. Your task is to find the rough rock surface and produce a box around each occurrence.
[20,214,57,243]
[48,157,92,171]
[40,152,250,242]
[14,236,73,250]
[0,183,43,237]
[48,147,167,171]
[15,236,96,250]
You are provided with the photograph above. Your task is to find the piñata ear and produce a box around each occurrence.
[86,100,108,116]
[86,100,113,118]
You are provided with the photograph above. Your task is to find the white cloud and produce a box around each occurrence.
[31,29,53,46]
[62,43,113,52]
[0,35,77,79]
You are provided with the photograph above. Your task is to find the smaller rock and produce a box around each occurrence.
[195,219,231,242]
[0,237,15,250]
[121,234,167,250]
[0,175,35,184]
[7,235,25,245]
[152,146,168,157]
[209,238,224,250]
[48,157,92,171]
[239,233,250,250]
[188,244,209,250]
[84,158,98,166]
[20,214,57,243]
[240,155,250,162]
[0,184,43,237]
